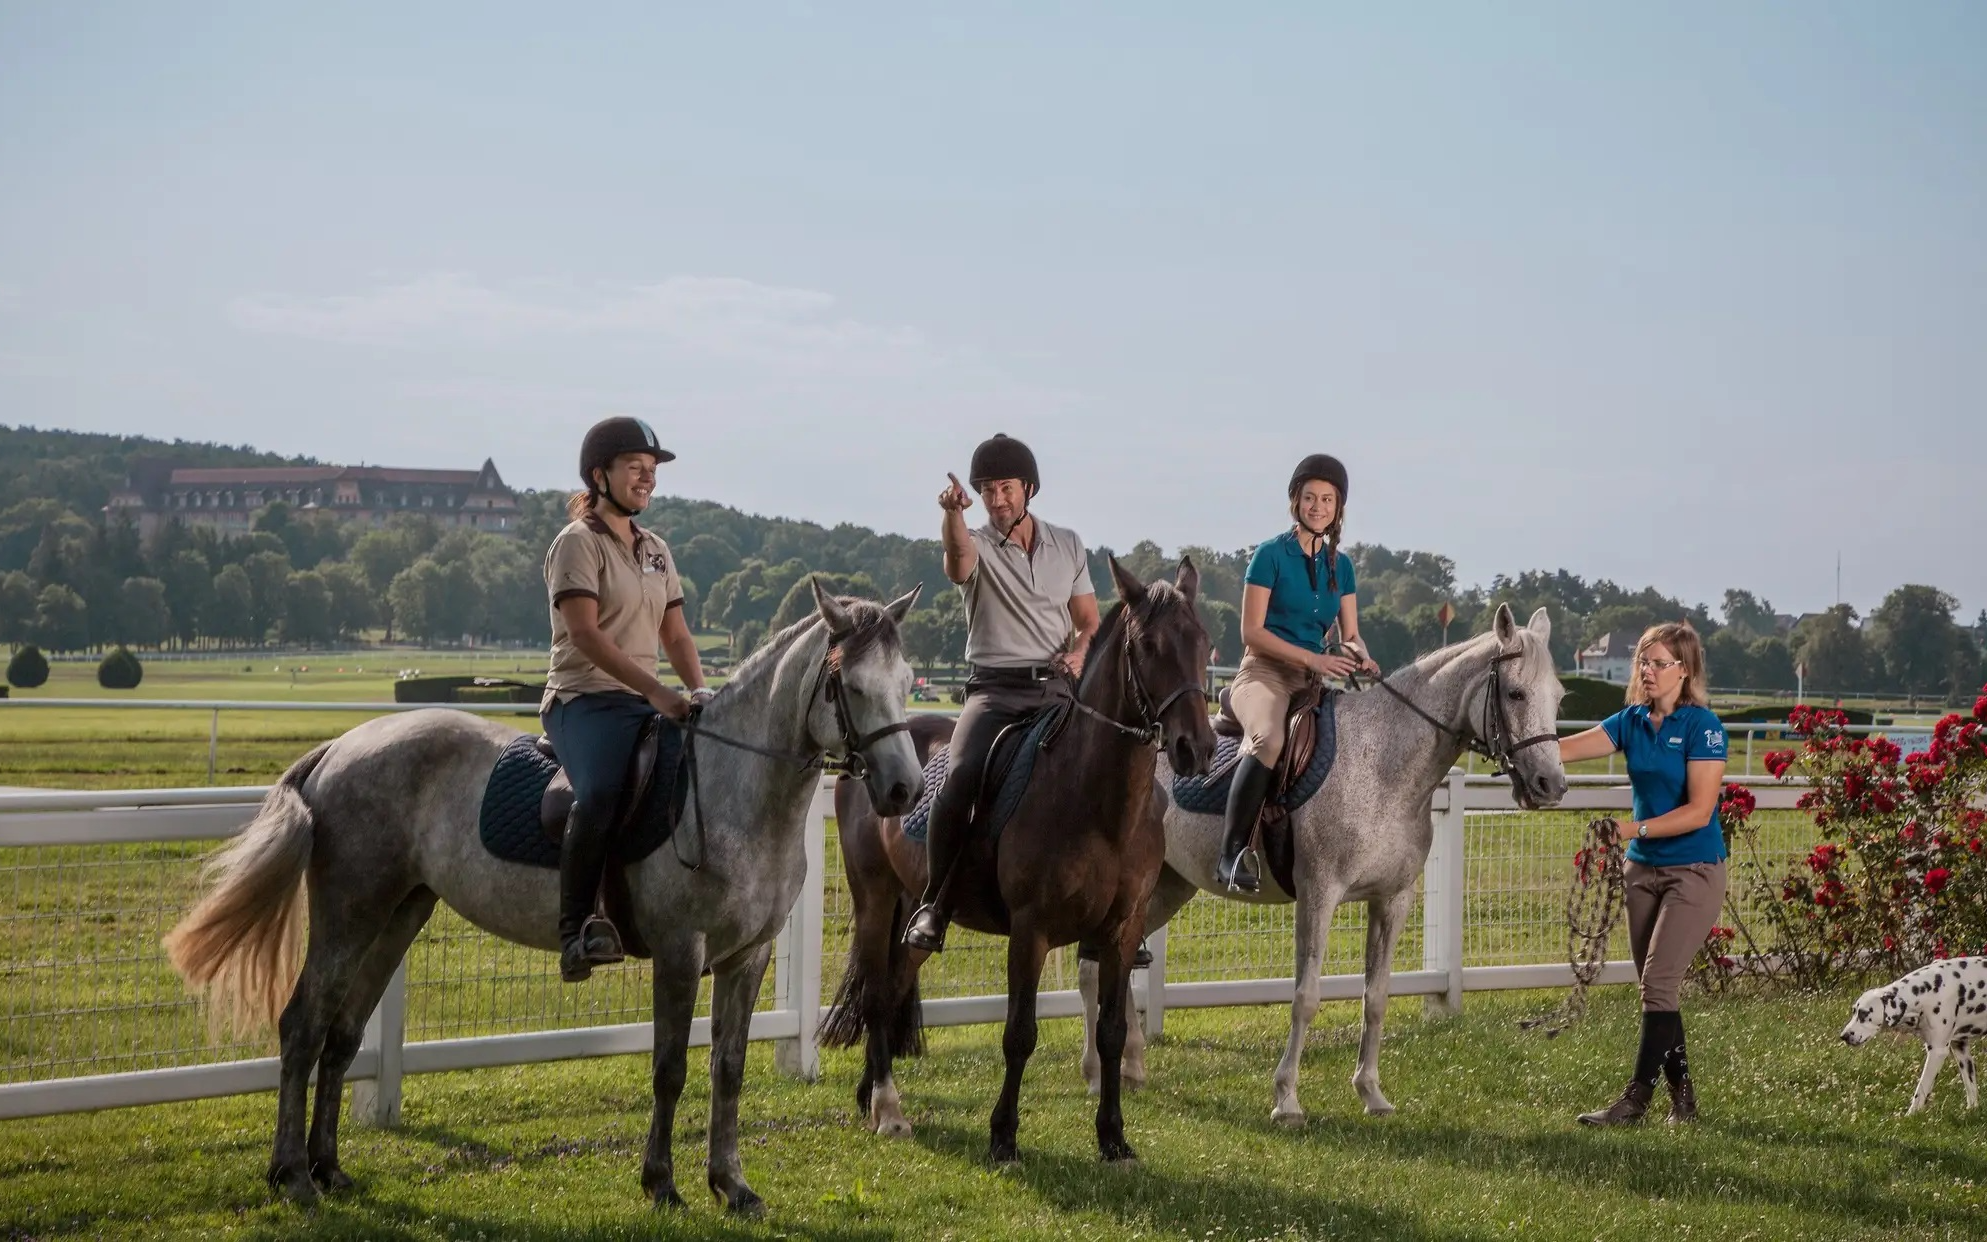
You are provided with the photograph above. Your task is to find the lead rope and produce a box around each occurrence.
[1520,817,1626,1036]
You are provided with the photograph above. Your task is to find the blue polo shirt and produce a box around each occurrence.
[1245,531,1357,654]
[1600,703,1729,866]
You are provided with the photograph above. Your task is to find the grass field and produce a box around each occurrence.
[4,987,1983,1241]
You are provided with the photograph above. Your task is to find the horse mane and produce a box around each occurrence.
[718,596,903,702]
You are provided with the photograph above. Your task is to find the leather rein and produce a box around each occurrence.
[1368,647,1557,777]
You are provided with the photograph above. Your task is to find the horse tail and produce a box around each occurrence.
[163,740,333,1040]
[818,891,925,1056]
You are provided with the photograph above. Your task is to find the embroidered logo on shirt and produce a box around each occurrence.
[1666,736,1683,749]
[1704,729,1725,753]
[644,549,669,575]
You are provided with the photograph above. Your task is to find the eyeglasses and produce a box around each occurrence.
[1636,658,1685,672]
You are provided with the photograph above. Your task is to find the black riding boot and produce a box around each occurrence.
[903,803,964,953]
[1217,756,1276,893]
[558,805,624,982]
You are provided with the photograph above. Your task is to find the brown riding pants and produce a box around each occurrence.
[1227,652,1315,767]
[1624,858,1727,1012]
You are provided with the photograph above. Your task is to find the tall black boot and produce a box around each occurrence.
[903,799,966,953]
[558,805,624,982]
[1217,756,1276,893]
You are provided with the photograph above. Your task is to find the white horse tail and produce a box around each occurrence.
[163,741,333,1040]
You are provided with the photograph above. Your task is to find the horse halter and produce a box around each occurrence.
[1071,610,1207,747]
[1376,646,1558,777]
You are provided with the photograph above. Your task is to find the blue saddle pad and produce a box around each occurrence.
[477,728,685,869]
[1171,692,1339,816]
[901,707,1062,845]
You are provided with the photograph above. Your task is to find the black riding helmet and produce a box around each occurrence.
[579,416,673,489]
[968,433,1040,498]
[1288,453,1348,505]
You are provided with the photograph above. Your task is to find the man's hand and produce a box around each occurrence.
[938,473,974,513]
[1055,647,1087,681]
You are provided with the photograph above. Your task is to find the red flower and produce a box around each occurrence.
[1764,750,1797,779]
[1807,843,1841,873]
[1716,955,1736,971]
[1970,837,1983,855]
[1902,822,1919,842]
[1884,935,1898,952]
[1963,809,1985,834]
[1871,738,1903,766]
[1973,693,1987,723]
[1925,867,1953,896]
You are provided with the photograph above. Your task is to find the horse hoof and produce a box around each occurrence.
[989,1142,1021,1167]
[876,1117,913,1140]
[267,1162,319,1205]
[1271,1106,1307,1129]
[309,1162,354,1194]
[724,1188,766,1218]
[1100,1141,1139,1165]
[647,1185,686,1210]
[1364,1099,1396,1117]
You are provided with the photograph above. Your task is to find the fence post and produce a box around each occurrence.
[1422,768,1467,1018]
[1141,926,1167,1041]
[775,780,827,1081]
[207,709,220,785]
[351,956,408,1127]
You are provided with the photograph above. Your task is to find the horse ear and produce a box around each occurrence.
[1527,607,1552,642]
[1493,602,1519,646]
[1108,555,1147,606]
[811,576,854,638]
[1175,555,1199,603]
[886,583,923,623]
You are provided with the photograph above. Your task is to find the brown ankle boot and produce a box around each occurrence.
[1577,1079,1654,1127]
[1665,1075,1697,1123]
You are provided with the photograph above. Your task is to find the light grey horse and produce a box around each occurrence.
[165,582,923,1215]
[1079,604,1568,1124]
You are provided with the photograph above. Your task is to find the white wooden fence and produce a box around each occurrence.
[0,769,1817,1124]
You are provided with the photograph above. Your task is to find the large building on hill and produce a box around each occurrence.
[107,458,521,540]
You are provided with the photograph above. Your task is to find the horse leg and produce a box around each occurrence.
[865,895,921,1139]
[1352,887,1415,1117]
[1271,882,1343,1127]
[267,891,399,1202]
[706,939,775,1217]
[640,935,702,1209]
[1083,864,1198,1094]
[988,926,1051,1165]
[1093,921,1143,1164]
[307,888,437,1192]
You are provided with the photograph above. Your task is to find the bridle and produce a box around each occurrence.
[1371,644,1558,777]
[675,630,912,869]
[1069,608,1207,747]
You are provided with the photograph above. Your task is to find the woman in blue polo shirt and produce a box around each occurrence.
[1216,454,1381,892]
[1557,622,1728,1126]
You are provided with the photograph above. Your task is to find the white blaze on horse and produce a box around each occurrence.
[1080,604,1568,1124]
[164,582,923,1216]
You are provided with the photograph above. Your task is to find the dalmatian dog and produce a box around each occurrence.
[1840,956,1987,1115]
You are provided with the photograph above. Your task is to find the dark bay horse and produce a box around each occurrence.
[165,584,923,1214]
[823,558,1216,1164]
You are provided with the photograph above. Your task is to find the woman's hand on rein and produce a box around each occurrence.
[1311,652,1358,680]
[649,688,694,722]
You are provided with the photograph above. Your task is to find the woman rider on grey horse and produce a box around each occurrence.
[540,417,713,982]
[1216,454,1380,892]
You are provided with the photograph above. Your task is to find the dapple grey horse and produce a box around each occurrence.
[165,582,923,1215]
[1079,604,1568,1124]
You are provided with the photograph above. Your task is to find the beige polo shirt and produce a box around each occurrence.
[542,514,684,708]
[961,517,1096,667]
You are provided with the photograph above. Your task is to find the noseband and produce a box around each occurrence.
[1375,647,1558,777]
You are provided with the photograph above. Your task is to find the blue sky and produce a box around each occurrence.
[2,2,1981,618]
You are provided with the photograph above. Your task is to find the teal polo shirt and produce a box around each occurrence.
[1600,703,1729,866]
[1244,531,1357,654]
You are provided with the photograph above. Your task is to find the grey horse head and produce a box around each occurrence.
[1486,604,1568,811]
[808,578,925,817]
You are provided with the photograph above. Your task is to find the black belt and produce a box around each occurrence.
[968,663,1060,684]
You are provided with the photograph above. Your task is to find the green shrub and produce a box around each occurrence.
[6,644,49,689]
[97,646,144,690]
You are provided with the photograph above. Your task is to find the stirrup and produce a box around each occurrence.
[1218,848,1261,894]
[902,904,948,953]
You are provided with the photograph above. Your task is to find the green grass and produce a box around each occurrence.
[3,989,1982,1240]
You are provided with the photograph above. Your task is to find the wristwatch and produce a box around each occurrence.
[1635,822,1649,840]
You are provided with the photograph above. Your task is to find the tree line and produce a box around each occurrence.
[4,425,1982,701]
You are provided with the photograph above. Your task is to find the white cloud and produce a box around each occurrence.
[227,273,941,377]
